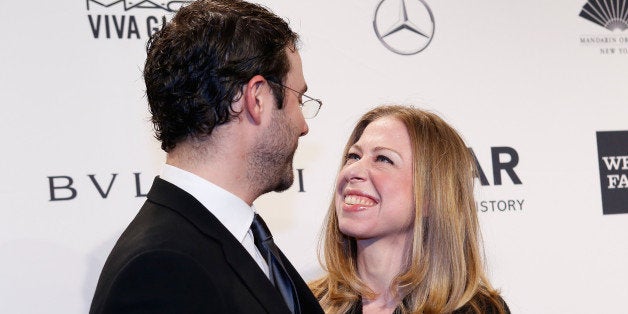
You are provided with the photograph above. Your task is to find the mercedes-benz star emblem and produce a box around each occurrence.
[373,0,435,55]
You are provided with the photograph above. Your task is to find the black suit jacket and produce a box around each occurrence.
[90,177,324,314]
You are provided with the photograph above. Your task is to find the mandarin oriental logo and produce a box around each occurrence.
[373,0,435,55]
[596,131,628,215]
[579,0,628,32]
[577,0,628,55]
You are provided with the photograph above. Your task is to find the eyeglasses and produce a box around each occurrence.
[269,80,322,119]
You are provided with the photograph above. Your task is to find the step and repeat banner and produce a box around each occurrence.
[1,0,627,313]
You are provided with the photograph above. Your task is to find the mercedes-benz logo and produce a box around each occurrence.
[373,0,435,55]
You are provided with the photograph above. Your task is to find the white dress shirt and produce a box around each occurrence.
[160,164,270,278]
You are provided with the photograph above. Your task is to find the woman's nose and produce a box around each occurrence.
[341,159,367,182]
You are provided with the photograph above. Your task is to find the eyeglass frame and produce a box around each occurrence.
[267,80,322,119]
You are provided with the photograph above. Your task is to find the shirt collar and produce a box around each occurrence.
[160,164,255,243]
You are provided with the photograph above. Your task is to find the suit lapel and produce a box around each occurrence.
[146,177,292,314]
[277,249,324,314]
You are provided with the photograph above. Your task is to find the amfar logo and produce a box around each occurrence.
[596,131,628,215]
[471,146,525,214]
[373,0,435,55]
[579,0,628,32]
[86,0,192,40]
[470,146,522,186]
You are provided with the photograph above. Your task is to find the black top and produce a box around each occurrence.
[90,177,324,314]
[347,295,510,314]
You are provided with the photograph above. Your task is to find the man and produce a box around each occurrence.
[89,0,324,313]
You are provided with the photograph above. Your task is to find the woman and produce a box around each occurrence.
[310,105,509,314]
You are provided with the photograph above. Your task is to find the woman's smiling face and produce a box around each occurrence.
[335,116,415,241]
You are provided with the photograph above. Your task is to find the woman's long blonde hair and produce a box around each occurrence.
[310,105,507,314]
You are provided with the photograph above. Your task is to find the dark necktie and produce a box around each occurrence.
[250,213,301,314]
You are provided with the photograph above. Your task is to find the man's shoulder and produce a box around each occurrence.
[89,248,227,314]
[111,200,223,263]
[91,204,230,312]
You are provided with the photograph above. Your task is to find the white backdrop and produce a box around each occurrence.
[1,0,627,313]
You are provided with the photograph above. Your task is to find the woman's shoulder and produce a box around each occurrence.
[454,293,510,314]
[308,276,329,301]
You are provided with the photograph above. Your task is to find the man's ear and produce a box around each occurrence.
[242,75,268,125]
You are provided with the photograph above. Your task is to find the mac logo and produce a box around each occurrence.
[86,0,192,12]
[373,0,435,55]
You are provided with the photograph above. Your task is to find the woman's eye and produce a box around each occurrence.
[345,153,360,163]
[376,155,393,164]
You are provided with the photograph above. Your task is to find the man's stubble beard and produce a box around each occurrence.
[248,108,298,196]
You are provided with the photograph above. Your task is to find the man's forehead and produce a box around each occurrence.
[285,49,306,92]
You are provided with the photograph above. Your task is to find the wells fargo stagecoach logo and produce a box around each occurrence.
[596,131,628,215]
[578,0,628,55]
[373,0,435,55]
[85,0,192,40]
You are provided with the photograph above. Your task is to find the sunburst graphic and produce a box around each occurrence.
[579,0,628,31]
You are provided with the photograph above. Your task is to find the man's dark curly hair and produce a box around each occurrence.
[144,0,299,152]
